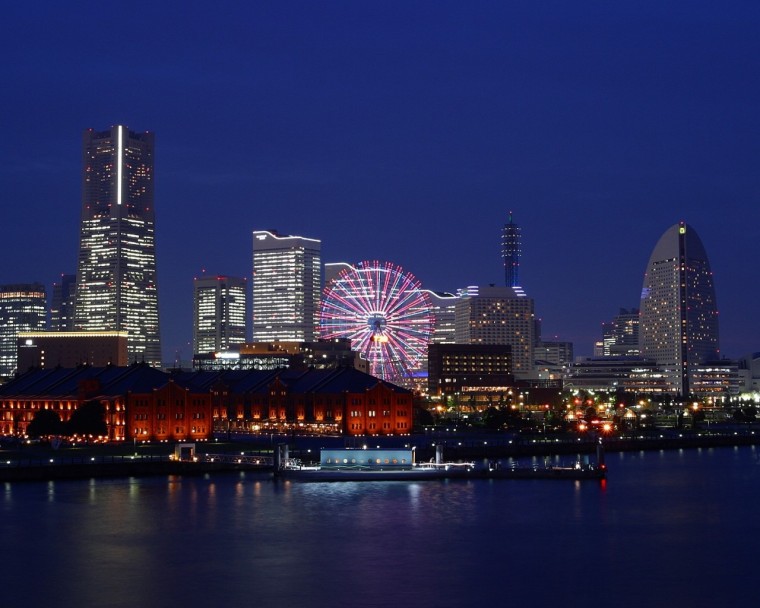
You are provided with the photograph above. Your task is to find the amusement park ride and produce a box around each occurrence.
[320,260,433,386]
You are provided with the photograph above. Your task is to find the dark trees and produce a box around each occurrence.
[27,409,64,437]
[66,400,108,437]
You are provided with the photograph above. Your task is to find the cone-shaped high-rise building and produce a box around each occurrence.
[502,212,521,288]
[74,126,162,367]
[639,222,719,396]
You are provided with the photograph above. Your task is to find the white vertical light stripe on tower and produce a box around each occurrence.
[75,127,161,366]
[117,125,123,205]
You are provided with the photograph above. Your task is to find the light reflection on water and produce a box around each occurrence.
[2,447,759,608]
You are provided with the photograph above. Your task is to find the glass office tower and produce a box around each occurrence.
[252,230,321,342]
[74,126,161,367]
[0,283,47,377]
[193,275,247,354]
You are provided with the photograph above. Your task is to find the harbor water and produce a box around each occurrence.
[3,446,759,608]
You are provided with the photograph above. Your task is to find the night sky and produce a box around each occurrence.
[2,1,759,365]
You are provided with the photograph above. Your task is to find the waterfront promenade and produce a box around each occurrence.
[2,423,759,482]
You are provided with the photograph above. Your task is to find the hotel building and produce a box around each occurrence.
[639,222,719,396]
[16,331,128,371]
[428,343,513,399]
[252,230,321,342]
[454,285,535,378]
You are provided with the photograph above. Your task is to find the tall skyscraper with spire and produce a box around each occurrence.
[502,212,521,287]
[639,222,719,396]
[74,125,162,367]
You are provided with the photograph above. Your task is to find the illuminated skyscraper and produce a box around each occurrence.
[600,308,640,357]
[252,230,321,342]
[454,285,535,378]
[193,275,247,354]
[502,211,521,288]
[73,126,161,367]
[639,222,719,396]
[0,283,47,377]
[50,273,76,331]
[423,290,459,345]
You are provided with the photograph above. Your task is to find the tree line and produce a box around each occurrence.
[26,400,108,439]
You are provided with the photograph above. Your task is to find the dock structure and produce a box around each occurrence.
[0,440,608,483]
[275,443,605,482]
[202,454,273,467]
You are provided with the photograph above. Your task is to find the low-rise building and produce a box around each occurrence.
[192,339,365,372]
[17,331,129,371]
[0,364,412,440]
[428,343,513,397]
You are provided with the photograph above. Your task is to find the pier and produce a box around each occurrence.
[1,428,758,483]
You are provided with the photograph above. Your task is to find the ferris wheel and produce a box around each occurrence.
[320,261,434,383]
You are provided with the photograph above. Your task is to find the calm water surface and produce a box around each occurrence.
[3,446,759,608]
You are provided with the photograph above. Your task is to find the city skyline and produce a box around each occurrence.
[2,3,759,364]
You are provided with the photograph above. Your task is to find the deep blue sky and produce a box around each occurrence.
[2,1,759,364]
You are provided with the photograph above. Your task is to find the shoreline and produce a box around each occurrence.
[1,429,758,483]
[412,431,760,461]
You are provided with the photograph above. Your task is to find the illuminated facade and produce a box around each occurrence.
[0,364,203,441]
[193,276,247,355]
[690,361,740,396]
[74,126,161,367]
[428,343,513,397]
[16,331,128,371]
[0,365,413,439]
[423,290,459,345]
[0,284,47,378]
[567,357,666,393]
[192,339,364,372]
[454,285,535,378]
[639,222,719,396]
[204,366,413,436]
[252,230,321,342]
[502,211,521,287]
